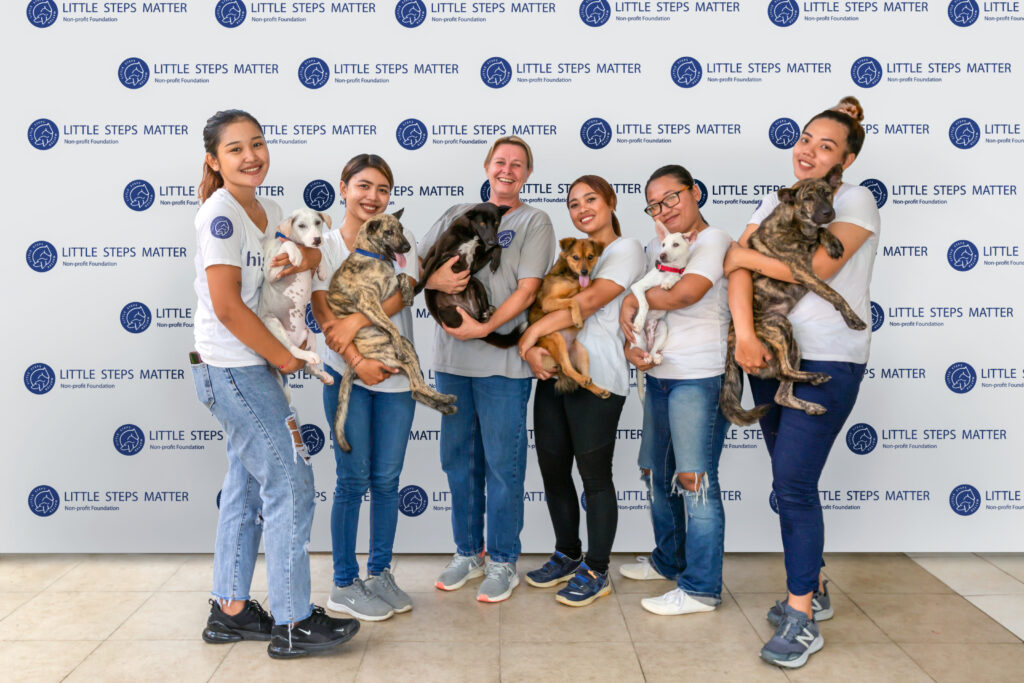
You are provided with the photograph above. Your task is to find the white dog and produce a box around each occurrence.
[630,221,691,368]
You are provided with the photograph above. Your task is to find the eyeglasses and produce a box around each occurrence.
[643,187,690,217]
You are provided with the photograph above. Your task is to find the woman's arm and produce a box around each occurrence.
[442,277,542,340]
[725,222,872,283]
[517,279,624,353]
[312,289,409,354]
[641,274,713,311]
[727,268,772,373]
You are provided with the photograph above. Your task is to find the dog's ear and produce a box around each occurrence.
[777,187,796,205]
[364,217,380,234]
[391,207,405,220]
[593,242,605,258]
[277,216,294,238]
[495,205,512,217]
[654,220,668,242]
[559,237,577,252]
[825,164,844,190]
[317,212,332,229]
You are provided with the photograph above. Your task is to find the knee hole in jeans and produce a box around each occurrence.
[677,472,704,493]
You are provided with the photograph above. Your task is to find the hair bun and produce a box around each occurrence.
[833,96,864,122]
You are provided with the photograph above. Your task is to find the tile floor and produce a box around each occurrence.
[1,552,1022,682]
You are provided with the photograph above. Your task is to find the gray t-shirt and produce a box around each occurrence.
[419,202,555,379]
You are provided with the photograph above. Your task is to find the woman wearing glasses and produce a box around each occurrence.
[617,164,732,616]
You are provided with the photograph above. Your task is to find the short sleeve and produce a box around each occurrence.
[748,195,778,227]
[833,185,881,235]
[311,231,345,293]
[399,236,420,281]
[595,239,646,289]
[196,207,243,269]
[418,204,469,255]
[516,210,556,280]
[684,228,732,284]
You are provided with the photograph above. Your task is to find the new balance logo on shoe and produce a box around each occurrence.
[795,628,816,648]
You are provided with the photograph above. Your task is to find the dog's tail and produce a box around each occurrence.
[333,370,357,452]
[554,375,579,394]
[482,325,523,349]
[719,326,771,427]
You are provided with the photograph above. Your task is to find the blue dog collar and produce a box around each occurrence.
[355,248,387,260]
[275,231,289,240]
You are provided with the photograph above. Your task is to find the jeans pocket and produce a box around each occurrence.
[190,362,216,409]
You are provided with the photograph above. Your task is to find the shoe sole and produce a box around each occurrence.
[326,599,394,622]
[267,622,361,659]
[766,606,833,626]
[202,622,271,643]
[524,572,575,589]
[477,575,520,603]
[760,634,824,668]
[555,583,612,607]
[435,565,485,591]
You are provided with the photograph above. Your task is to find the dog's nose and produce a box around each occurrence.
[659,252,667,261]
[581,269,589,276]
[313,237,322,246]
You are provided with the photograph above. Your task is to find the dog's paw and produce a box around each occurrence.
[321,374,335,386]
[598,390,611,399]
[440,404,458,416]
[651,353,663,365]
[805,404,828,416]
[847,317,867,331]
[809,373,831,385]
[660,279,674,290]
[632,320,644,334]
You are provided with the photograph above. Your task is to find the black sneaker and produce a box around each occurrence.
[202,599,274,643]
[267,605,360,659]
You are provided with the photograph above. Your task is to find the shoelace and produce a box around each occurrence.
[247,598,271,624]
[447,553,476,569]
[377,570,400,594]
[774,602,809,641]
[484,563,512,581]
[352,578,376,598]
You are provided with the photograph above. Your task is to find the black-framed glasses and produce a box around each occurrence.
[643,186,690,217]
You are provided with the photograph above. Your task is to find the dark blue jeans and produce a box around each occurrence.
[749,360,866,596]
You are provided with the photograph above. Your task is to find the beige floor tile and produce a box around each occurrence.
[911,554,1024,595]
[0,592,37,620]
[981,553,1024,583]
[618,592,761,645]
[65,640,229,683]
[501,641,642,682]
[353,586,498,643]
[902,643,1024,683]
[634,640,787,682]
[162,555,268,593]
[500,585,628,643]
[851,593,1020,643]
[48,555,186,592]
[0,591,150,640]
[966,594,1024,640]
[0,641,100,683]
[109,591,212,640]
[0,555,81,592]
[608,555,679,595]
[211,636,367,681]
[309,552,336,595]
[385,553,450,592]
[732,589,890,644]
[358,640,498,682]
[782,643,931,682]
[822,553,953,594]
[722,553,789,593]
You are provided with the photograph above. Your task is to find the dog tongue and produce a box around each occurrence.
[579,275,590,288]
[395,252,407,269]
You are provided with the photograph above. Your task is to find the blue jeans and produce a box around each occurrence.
[192,362,315,626]
[749,360,866,596]
[436,372,531,564]
[323,366,415,586]
[637,375,729,603]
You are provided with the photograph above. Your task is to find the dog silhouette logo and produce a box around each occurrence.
[850,57,882,88]
[949,484,981,515]
[27,118,59,151]
[305,303,321,334]
[28,485,60,517]
[118,58,150,89]
[693,178,709,209]
[845,423,878,454]
[580,491,587,511]
[480,180,491,202]
[767,0,799,26]
[24,363,56,395]
[860,179,888,209]
[26,0,58,28]
[123,180,155,212]
[481,57,512,89]
[396,118,428,150]
[120,302,153,334]
[948,117,981,149]
[769,118,800,149]
[769,491,779,514]
[497,230,515,248]
[946,240,979,272]
[395,0,427,27]
[114,424,146,456]
[670,57,702,88]
[298,57,330,89]
[215,0,246,27]
[579,0,611,26]
[27,240,58,273]
[300,424,325,456]
[870,301,884,332]
[398,485,429,516]
[580,117,612,149]
[945,362,977,394]
[303,180,335,211]
[947,0,979,26]
[210,216,234,239]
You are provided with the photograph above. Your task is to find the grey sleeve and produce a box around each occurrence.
[516,211,556,280]
[417,203,466,255]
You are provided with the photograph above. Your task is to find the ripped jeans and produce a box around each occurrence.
[638,374,729,604]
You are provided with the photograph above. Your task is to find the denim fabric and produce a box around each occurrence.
[749,360,866,596]
[194,362,315,626]
[637,375,728,603]
[323,365,416,586]
[435,372,532,564]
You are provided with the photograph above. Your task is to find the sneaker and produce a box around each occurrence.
[435,552,486,591]
[326,578,394,621]
[477,561,520,603]
[365,568,412,614]
[525,551,582,588]
[555,564,612,607]
[267,605,360,659]
[767,580,833,625]
[641,588,717,616]
[760,602,824,669]
[202,598,274,643]
[618,555,668,581]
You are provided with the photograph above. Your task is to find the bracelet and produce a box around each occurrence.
[352,355,365,369]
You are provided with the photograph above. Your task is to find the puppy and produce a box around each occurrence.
[528,237,610,398]
[326,209,457,452]
[630,222,691,368]
[719,164,866,425]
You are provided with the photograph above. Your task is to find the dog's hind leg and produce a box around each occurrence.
[332,370,357,452]
[773,380,827,416]
[570,340,611,399]
[758,316,830,385]
[300,330,334,386]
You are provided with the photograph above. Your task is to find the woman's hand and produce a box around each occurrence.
[517,325,541,357]
[353,357,399,386]
[321,315,365,354]
[426,255,470,294]
[273,241,322,278]
[441,307,490,341]
[524,346,555,381]
[619,293,639,344]
[625,345,655,373]
[734,333,772,374]
[276,355,306,375]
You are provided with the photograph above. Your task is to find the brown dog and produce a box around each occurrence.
[719,164,866,425]
[528,237,610,398]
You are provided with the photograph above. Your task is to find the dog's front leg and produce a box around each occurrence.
[397,273,415,307]
[789,262,866,330]
[659,274,682,291]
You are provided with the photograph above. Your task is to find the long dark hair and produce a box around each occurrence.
[805,95,866,157]
[198,109,263,203]
[567,175,621,236]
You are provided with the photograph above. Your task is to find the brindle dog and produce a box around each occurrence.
[720,164,866,425]
[326,209,456,451]
[528,237,610,398]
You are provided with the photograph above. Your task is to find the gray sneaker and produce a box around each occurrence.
[366,568,412,614]
[767,580,833,625]
[435,552,486,591]
[477,561,519,603]
[326,578,394,621]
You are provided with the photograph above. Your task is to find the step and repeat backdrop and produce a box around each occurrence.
[5,1,1023,553]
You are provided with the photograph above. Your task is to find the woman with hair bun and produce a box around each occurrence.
[723,96,881,669]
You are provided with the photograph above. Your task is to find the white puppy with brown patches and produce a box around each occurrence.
[630,221,691,367]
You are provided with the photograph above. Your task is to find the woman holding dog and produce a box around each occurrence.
[723,96,880,669]
[190,109,357,659]
[420,136,555,603]
[517,176,645,607]
[310,154,419,622]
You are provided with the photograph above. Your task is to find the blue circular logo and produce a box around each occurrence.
[579,0,611,26]
[24,362,56,395]
[947,239,979,272]
[949,117,981,149]
[767,0,799,26]
[120,302,152,334]
[27,118,59,151]
[26,1,58,28]
[480,180,491,202]
[303,180,335,210]
[948,0,979,26]
[580,491,587,511]
[211,216,234,239]
[670,57,702,88]
[580,117,612,149]
[693,178,709,209]
[850,57,882,88]
[216,489,222,508]
[769,118,800,149]
[215,0,246,27]
[28,485,60,517]
[769,491,779,514]
[396,118,428,150]
[845,423,878,454]
[113,424,145,456]
[305,302,321,334]
[27,240,57,273]
[870,301,884,332]
[497,230,515,248]
[398,484,428,516]
[395,0,427,27]
[298,57,330,89]
[118,58,150,89]
[949,484,981,515]
[945,362,977,394]
[860,179,888,209]
[123,179,155,212]
[300,424,325,456]
[481,57,512,89]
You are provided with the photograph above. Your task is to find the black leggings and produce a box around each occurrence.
[533,378,626,574]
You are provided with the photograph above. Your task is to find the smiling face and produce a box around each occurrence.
[340,167,392,224]
[792,117,856,181]
[644,175,703,235]
[567,182,614,237]
[484,143,531,204]
[206,119,268,194]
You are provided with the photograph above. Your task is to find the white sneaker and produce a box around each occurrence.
[641,588,717,616]
[618,556,668,581]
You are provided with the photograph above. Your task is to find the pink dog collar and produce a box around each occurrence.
[656,263,685,274]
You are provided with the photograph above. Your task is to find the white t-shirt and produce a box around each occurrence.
[748,183,881,363]
[644,227,733,380]
[575,237,646,397]
[193,188,283,367]
[312,228,420,393]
